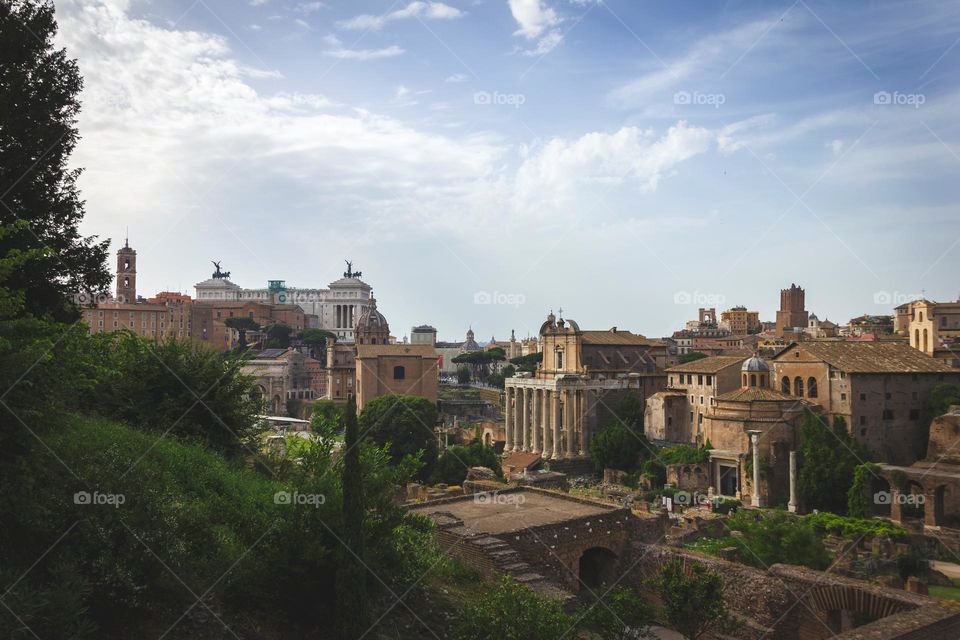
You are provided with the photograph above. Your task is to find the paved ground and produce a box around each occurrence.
[648,626,684,639]
[409,491,616,535]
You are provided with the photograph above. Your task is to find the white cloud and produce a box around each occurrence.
[445,73,469,83]
[337,2,464,31]
[295,2,325,14]
[508,0,558,38]
[514,122,714,211]
[321,34,404,60]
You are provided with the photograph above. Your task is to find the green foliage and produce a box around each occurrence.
[724,510,830,570]
[659,443,711,465]
[642,458,667,487]
[263,322,292,349]
[656,558,728,640]
[456,366,471,384]
[0,0,111,323]
[224,316,260,350]
[509,351,542,373]
[847,463,880,518]
[922,384,960,430]
[299,328,336,356]
[616,390,644,431]
[487,363,516,389]
[311,399,343,432]
[455,576,572,640]
[452,349,505,382]
[798,411,866,514]
[337,395,367,638]
[678,351,709,364]
[81,331,264,457]
[432,438,503,485]
[359,394,439,479]
[589,421,649,472]
[803,512,909,541]
[897,547,927,583]
[577,585,653,640]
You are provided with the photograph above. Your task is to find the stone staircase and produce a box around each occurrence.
[431,513,573,600]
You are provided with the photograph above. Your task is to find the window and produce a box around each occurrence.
[699,396,704,405]
[841,393,847,401]
[807,377,818,398]
[393,366,406,380]
[698,375,703,385]
[667,417,672,426]
[794,377,804,397]
[859,416,866,425]
[706,375,712,386]
[750,374,757,387]
[698,413,703,424]
[883,409,894,420]
[860,393,866,401]
[885,392,891,400]
[556,350,564,369]
[912,391,918,400]
[910,409,920,420]
[781,376,790,394]
[860,428,867,436]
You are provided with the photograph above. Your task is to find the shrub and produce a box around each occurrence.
[455,576,572,640]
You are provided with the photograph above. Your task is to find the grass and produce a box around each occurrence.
[929,578,960,602]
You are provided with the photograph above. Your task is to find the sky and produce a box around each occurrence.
[54,0,960,342]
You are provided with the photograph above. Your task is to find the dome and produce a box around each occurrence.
[355,297,389,332]
[741,355,769,372]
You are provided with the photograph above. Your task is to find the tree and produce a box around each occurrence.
[432,438,503,485]
[336,395,367,639]
[578,585,653,640]
[589,421,648,472]
[724,510,830,570]
[487,363,515,389]
[510,352,542,373]
[847,462,880,519]
[359,394,439,479]
[1,0,110,322]
[798,410,866,514]
[300,328,336,358]
[616,390,644,431]
[264,322,293,348]
[678,351,709,364]
[922,383,960,430]
[225,316,260,351]
[456,366,471,385]
[657,559,728,640]
[452,349,505,382]
[455,576,572,640]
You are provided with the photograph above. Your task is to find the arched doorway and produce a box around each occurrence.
[579,547,618,590]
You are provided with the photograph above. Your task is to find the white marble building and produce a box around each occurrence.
[194,269,372,343]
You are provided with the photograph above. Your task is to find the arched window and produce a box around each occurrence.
[759,374,766,387]
[393,365,406,380]
[807,377,818,398]
[782,376,790,394]
[915,329,920,348]
[742,373,747,386]
[556,349,564,369]
[750,374,757,387]
[794,377,804,397]
[923,329,929,352]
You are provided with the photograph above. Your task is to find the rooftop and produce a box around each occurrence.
[667,355,745,373]
[408,490,617,535]
[716,387,800,402]
[777,341,957,373]
[356,344,437,358]
[580,329,653,346]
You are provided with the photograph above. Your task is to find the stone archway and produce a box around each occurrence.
[799,584,916,638]
[578,547,618,590]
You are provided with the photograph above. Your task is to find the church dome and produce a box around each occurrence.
[355,297,389,332]
[741,355,769,372]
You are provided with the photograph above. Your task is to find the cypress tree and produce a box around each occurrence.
[336,394,367,638]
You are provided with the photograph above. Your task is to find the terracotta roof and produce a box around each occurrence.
[580,330,652,346]
[776,342,956,373]
[356,344,437,358]
[667,356,745,374]
[716,387,800,402]
[501,451,541,476]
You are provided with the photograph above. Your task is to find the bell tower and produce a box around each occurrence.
[116,236,137,302]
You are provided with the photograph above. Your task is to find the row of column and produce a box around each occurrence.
[504,386,590,459]
[335,304,355,329]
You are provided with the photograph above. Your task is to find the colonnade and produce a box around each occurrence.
[504,386,592,458]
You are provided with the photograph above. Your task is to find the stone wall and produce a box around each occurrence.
[926,408,960,461]
[666,462,711,492]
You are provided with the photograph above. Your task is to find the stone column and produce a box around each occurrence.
[542,390,553,459]
[531,389,541,454]
[750,431,762,507]
[552,390,562,459]
[788,451,798,513]
[565,389,576,458]
[520,388,530,452]
[890,488,903,524]
[504,387,513,453]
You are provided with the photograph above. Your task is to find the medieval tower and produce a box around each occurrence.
[116,237,137,302]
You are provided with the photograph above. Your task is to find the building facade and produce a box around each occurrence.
[720,306,761,334]
[503,312,668,462]
[775,283,809,338]
[772,341,960,465]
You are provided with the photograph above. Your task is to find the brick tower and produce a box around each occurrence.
[116,237,137,302]
[775,283,808,338]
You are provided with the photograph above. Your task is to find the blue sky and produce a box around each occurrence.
[57,0,960,341]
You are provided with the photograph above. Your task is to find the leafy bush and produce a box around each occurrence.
[578,585,652,640]
[454,575,572,640]
[590,421,648,472]
[656,558,729,640]
[359,394,439,479]
[803,512,909,541]
[432,438,503,485]
[725,509,831,570]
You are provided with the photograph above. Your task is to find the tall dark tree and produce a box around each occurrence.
[657,559,728,640]
[224,316,260,351]
[797,411,865,514]
[337,394,367,639]
[0,0,110,322]
[359,394,439,479]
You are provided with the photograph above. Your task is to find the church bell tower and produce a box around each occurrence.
[116,236,137,302]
